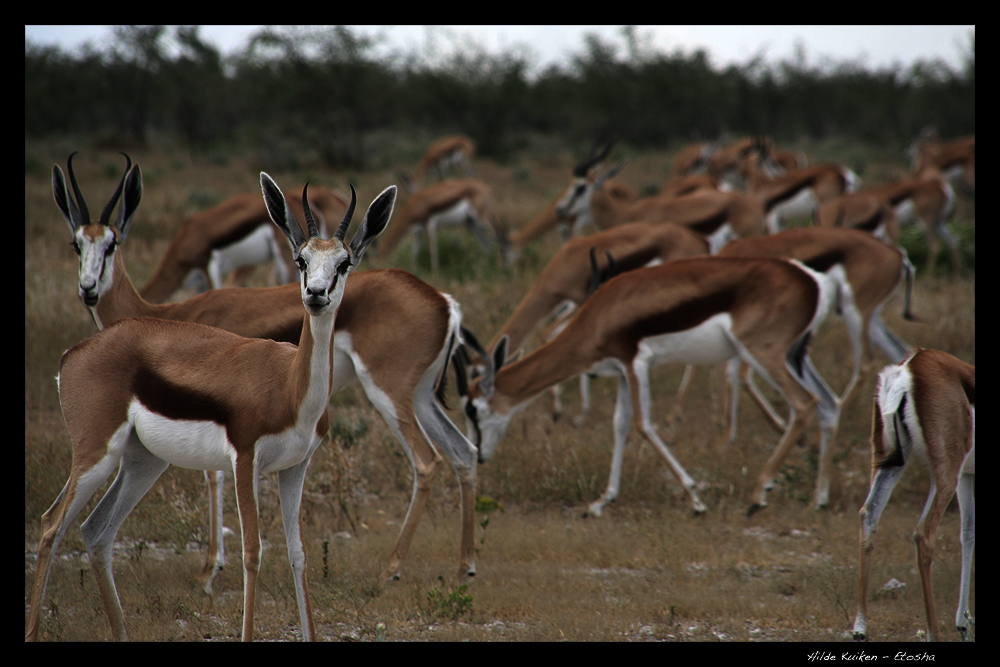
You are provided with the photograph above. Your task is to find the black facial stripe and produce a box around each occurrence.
[464,402,481,447]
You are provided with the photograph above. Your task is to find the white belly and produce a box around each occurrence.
[427,199,475,229]
[209,224,281,287]
[129,400,235,471]
[894,199,917,226]
[769,188,819,231]
[636,312,737,366]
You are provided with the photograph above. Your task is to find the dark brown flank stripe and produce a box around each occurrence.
[682,209,728,236]
[763,176,816,210]
[797,248,847,274]
[133,366,229,425]
[612,287,738,360]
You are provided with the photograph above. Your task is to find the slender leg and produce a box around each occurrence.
[376,403,444,583]
[955,472,975,639]
[415,395,480,582]
[913,470,949,643]
[26,424,132,642]
[199,470,227,594]
[25,453,122,641]
[232,453,261,642]
[586,372,632,517]
[632,362,707,514]
[794,351,841,509]
[81,434,169,642]
[664,364,696,425]
[277,458,316,642]
[853,461,907,641]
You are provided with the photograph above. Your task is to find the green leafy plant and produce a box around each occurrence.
[427,579,474,620]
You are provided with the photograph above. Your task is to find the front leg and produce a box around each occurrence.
[277,458,316,641]
[586,372,631,517]
[199,470,227,595]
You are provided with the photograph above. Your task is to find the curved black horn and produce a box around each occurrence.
[66,152,91,224]
[98,153,133,226]
[333,185,357,241]
[573,137,615,177]
[301,183,320,239]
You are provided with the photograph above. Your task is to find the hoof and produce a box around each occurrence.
[746,502,767,517]
[853,631,867,642]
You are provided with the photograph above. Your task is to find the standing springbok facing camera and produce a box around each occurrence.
[25,172,393,642]
[47,152,479,594]
[458,256,842,517]
[853,348,975,643]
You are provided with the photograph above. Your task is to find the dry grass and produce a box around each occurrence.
[25,137,974,643]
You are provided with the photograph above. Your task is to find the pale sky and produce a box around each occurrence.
[25,25,975,75]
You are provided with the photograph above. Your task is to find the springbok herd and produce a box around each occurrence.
[26,131,973,642]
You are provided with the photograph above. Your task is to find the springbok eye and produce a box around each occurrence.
[104,241,117,257]
[337,258,351,275]
[70,240,81,255]
[295,256,307,271]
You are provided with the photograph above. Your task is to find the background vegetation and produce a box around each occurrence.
[25,26,974,644]
[26,26,975,166]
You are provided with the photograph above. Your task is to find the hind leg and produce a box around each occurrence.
[25,434,130,641]
[80,433,169,641]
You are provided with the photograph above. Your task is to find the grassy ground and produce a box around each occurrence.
[24,136,974,643]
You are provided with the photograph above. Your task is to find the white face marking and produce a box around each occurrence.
[75,225,117,307]
[297,239,352,315]
[469,396,513,463]
[555,179,590,219]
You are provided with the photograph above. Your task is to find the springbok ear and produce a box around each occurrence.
[261,172,306,252]
[52,165,81,232]
[349,185,396,263]
[596,159,629,187]
[115,164,143,242]
[453,351,470,397]
[460,326,488,359]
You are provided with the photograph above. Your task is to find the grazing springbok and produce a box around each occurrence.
[739,149,861,233]
[556,153,767,252]
[853,348,975,643]
[26,171,393,642]
[817,170,959,277]
[458,256,842,517]
[498,179,637,265]
[480,220,711,422]
[48,152,479,595]
[377,178,497,272]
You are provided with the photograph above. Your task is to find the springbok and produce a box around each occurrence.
[458,256,843,517]
[818,170,959,277]
[740,149,861,233]
[26,171,393,641]
[853,348,975,642]
[48,152,479,595]
[556,154,767,253]
[377,178,497,272]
